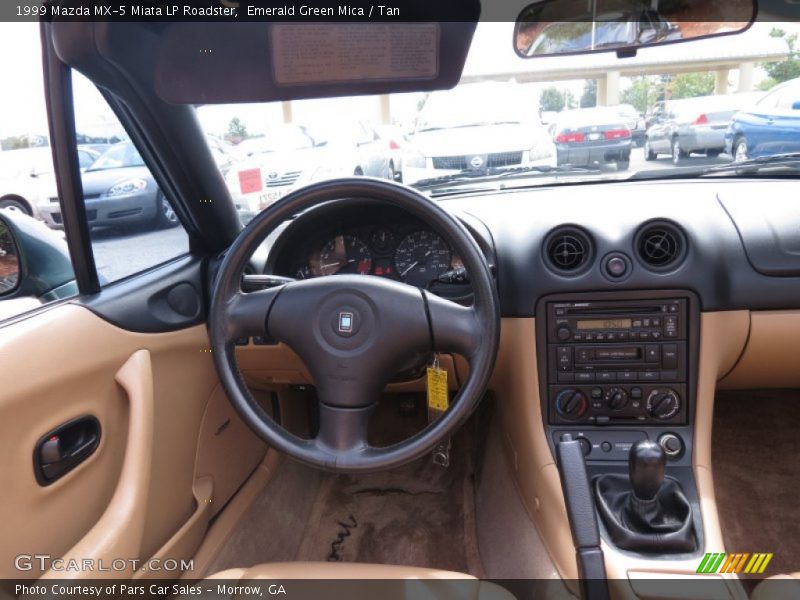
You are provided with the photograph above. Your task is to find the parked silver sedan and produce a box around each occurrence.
[644,92,764,164]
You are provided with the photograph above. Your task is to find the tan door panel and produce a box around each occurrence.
[0,304,250,579]
[41,350,154,580]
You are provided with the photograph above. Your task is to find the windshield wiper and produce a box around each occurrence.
[412,164,602,193]
[701,153,800,175]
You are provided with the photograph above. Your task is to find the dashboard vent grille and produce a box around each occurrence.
[638,224,683,268]
[546,229,591,272]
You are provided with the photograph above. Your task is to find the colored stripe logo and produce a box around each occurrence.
[696,553,773,574]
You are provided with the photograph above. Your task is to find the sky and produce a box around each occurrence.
[1,20,799,142]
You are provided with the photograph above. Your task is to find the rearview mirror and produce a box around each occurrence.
[515,0,755,58]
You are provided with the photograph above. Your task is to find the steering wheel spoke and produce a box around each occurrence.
[224,286,284,339]
[424,293,483,359]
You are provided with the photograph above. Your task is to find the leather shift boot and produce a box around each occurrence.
[594,474,696,553]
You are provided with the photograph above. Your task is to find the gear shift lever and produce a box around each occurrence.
[593,438,696,553]
[629,440,666,501]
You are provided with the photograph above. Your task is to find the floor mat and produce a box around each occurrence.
[295,432,483,575]
[208,403,484,576]
[712,389,800,579]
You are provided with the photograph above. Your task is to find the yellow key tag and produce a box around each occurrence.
[427,359,449,413]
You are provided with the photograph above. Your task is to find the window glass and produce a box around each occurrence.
[59,71,190,284]
[757,86,783,109]
[775,84,800,110]
[0,23,77,321]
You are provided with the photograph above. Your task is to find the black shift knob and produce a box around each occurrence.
[629,440,666,501]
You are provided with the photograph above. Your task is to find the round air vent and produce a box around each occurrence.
[544,227,593,274]
[636,222,686,270]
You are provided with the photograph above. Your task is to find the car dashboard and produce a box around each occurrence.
[249,177,800,464]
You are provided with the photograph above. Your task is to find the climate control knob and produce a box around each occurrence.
[605,387,629,410]
[646,388,681,420]
[555,388,589,421]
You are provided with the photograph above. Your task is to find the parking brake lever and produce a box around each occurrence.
[556,433,610,600]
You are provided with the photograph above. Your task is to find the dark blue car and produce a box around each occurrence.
[725,77,800,162]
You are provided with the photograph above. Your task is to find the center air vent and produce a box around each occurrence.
[636,222,686,270]
[545,227,593,273]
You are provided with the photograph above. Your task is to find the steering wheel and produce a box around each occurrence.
[209,178,500,472]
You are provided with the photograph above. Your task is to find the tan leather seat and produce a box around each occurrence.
[751,572,800,600]
[207,562,515,600]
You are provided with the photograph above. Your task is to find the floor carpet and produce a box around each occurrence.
[712,389,800,580]
[207,396,484,576]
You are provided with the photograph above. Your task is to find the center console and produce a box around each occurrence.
[538,291,703,558]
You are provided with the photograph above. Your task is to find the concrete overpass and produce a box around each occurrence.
[459,22,789,105]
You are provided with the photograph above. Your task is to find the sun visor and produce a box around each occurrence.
[153,20,477,104]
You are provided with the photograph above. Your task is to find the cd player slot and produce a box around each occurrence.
[564,306,663,315]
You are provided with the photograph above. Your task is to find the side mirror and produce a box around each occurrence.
[792,101,800,111]
[0,218,21,297]
[0,210,75,301]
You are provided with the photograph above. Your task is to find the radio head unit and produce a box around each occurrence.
[542,296,693,427]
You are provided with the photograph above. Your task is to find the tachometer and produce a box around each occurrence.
[395,230,452,287]
[316,234,372,276]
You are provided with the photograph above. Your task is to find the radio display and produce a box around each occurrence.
[576,318,633,330]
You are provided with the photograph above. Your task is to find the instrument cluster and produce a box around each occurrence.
[292,227,464,288]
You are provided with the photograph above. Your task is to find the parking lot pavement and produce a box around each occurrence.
[626,147,732,172]
[91,226,189,283]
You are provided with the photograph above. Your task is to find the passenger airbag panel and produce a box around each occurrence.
[720,194,800,276]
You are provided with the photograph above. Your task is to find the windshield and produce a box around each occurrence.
[414,84,535,131]
[195,21,800,223]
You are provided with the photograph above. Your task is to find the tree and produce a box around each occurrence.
[762,28,800,85]
[620,76,659,114]
[668,72,715,99]
[539,87,566,112]
[226,117,248,142]
[564,90,578,110]
[580,80,597,108]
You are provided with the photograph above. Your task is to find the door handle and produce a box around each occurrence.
[34,416,101,485]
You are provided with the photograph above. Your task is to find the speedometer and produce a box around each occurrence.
[395,230,452,287]
[316,235,372,276]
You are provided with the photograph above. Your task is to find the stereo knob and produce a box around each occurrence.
[605,387,629,410]
[555,388,588,421]
[646,388,681,420]
[556,326,572,341]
